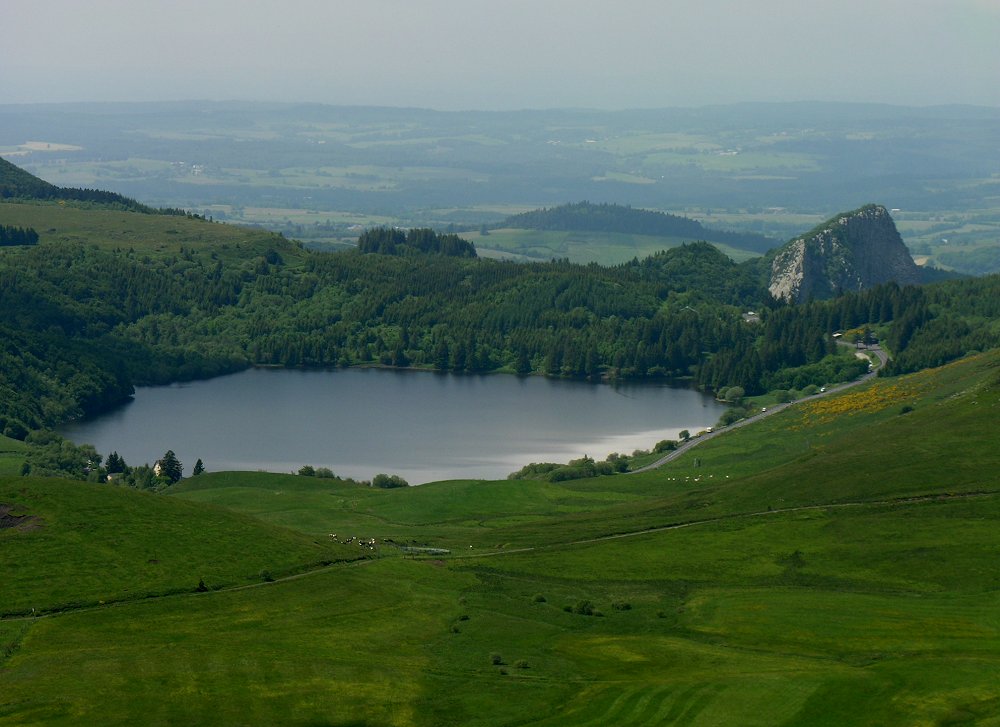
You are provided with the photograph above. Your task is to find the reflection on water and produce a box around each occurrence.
[60,367,726,484]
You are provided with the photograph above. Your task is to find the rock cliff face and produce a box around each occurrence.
[768,204,921,303]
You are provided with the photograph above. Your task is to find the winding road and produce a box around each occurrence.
[629,343,888,474]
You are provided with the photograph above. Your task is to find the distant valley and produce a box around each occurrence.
[3,104,1000,725]
[3,100,1000,273]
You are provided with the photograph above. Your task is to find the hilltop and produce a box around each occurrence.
[769,204,922,302]
[497,201,778,254]
[0,156,173,214]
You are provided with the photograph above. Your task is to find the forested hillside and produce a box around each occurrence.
[500,201,779,253]
[2,162,999,443]
[358,226,477,257]
[0,156,178,214]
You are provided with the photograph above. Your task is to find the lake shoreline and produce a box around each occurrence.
[60,367,725,484]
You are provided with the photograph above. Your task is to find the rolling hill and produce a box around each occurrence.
[1,350,999,725]
[3,155,1000,724]
[498,201,779,253]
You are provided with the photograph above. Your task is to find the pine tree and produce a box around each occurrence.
[159,450,182,483]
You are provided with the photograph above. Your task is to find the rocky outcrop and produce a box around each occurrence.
[768,204,921,303]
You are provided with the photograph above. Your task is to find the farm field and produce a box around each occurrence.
[3,350,1000,724]
[5,101,1000,271]
[467,228,758,265]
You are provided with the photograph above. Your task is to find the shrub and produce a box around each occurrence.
[612,601,631,611]
[490,653,503,665]
[604,452,630,472]
[507,462,561,480]
[653,439,677,453]
[548,455,598,482]
[723,386,745,403]
[297,465,315,477]
[372,473,409,488]
[719,407,748,426]
[532,594,546,603]
[572,600,594,616]
[514,660,529,669]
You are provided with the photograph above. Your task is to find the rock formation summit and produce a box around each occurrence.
[768,204,921,303]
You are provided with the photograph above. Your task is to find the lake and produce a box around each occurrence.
[59,367,727,484]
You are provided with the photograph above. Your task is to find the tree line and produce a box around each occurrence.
[358,227,477,257]
[0,225,39,246]
[1,209,998,443]
[499,201,779,253]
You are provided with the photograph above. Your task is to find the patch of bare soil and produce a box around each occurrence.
[0,504,41,532]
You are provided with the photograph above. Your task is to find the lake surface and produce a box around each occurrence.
[59,368,726,484]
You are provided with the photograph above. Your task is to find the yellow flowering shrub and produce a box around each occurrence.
[799,382,914,425]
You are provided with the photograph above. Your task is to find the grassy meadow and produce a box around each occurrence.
[467,228,759,265]
[0,201,308,267]
[3,350,1000,724]
[0,436,26,477]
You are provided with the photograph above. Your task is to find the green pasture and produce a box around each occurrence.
[0,435,26,476]
[640,150,821,175]
[174,351,1000,552]
[468,228,758,266]
[5,488,1000,724]
[2,352,1000,724]
[5,158,175,190]
[587,131,719,156]
[0,478,364,616]
[0,201,304,266]
[894,211,1000,274]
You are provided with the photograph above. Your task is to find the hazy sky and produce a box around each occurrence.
[4,0,999,110]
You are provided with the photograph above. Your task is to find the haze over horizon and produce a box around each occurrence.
[4,0,999,111]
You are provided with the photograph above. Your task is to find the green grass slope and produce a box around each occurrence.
[0,435,26,476]
[175,351,1000,552]
[2,352,1000,725]
[469,227,759,265]
[0,478,365,616]
[0,157,161,212]
[0,200,306,264]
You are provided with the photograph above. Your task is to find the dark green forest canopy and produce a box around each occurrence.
[500,201,779,253]
[0,224,38,246]
[1,189,999,440]
[0,156,181,215]
[358,226,476,257]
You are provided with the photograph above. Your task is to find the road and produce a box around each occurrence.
[628,343,888,474]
